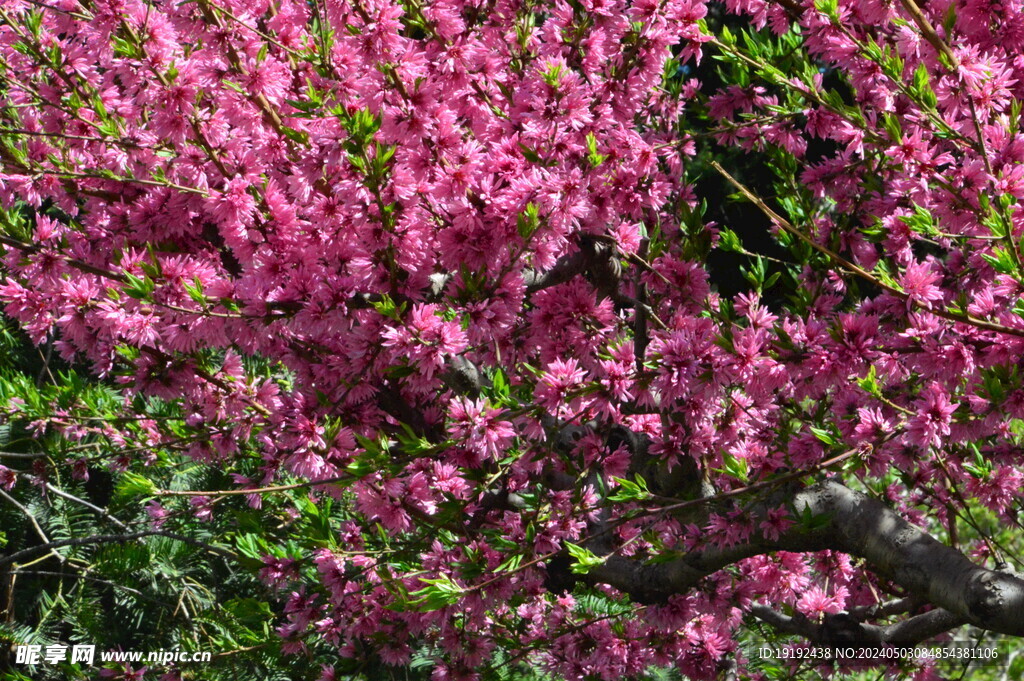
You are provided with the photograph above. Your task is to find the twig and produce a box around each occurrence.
[152,473,353,497]
[0,451,46,459]
[0,488,64,565]
[0,531,237,568]
[43,483,128,530]
[13,570,174,608]
[711,161,1024,338]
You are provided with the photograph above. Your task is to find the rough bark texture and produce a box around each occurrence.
[586,480,1024,637]
[748,604,966,646]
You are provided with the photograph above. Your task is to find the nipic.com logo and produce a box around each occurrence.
[14,644,211,666]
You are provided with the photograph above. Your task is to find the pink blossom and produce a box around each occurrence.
[3,0,1024,676]
[0,465,15,491]
[145,501,169,529]
[758,507,794,542]
[448,398,515,465]
[795,585,848,619]
[899,261,944,309]
[907,382,958,449]
[189,495,215,522]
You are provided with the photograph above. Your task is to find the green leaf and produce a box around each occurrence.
[407,575,464,611]
[517,202,540,239]
[395,422,434,455]
[718,228,743,252]
[585,132,606,166]
[281,126,309,145]
[942,3,957,32]
[122,272,154,300]
[346,452,381,478]
[234,533,270,560]
[222,79,246,94]
[719,24,735,46]
[565,542,605,575]
[114,472,158,499]
[857,365,880,396]
[285,98,320,113]
[881,113,902,143]
[491,367,509,400]
[981,248,1015,274]
[719,452,749,482]
[184,276,206,304]
[495,553,523,573]
[371,293,401,320]
[223,598,274,625]
[911,63,937,107]
[809,426,837,447]
[541,62,564,87]
[608,475,651,502]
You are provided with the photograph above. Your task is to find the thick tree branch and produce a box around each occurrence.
[585,480,1024,637]
[748,605,818,639]
[847,596,919,620]
[523,248,592,293]
[875,608,966,644]
[749,604,966,646]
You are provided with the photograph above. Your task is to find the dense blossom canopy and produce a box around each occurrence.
[2,0,1024,677]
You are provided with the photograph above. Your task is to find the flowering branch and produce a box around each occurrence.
[712,161,1024,338]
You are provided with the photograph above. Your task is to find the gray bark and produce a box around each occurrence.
[749,604,966,646]
[585,480,1024,638]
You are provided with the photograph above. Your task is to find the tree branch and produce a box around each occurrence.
[43,482,128,530]
[749,604,966,646]
[13,569,175,608]
[749,605,819,639]
[0,531,237,568]
[846,596,919,621]
[585,480,1024,637]
[876,608,966,644]
[712,161,1024,338]
[0,488,64,565]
